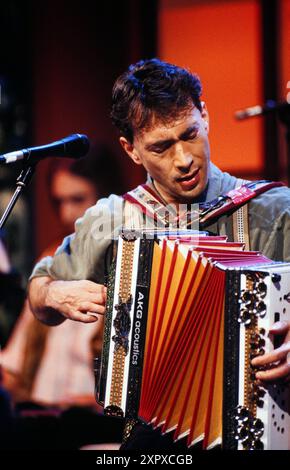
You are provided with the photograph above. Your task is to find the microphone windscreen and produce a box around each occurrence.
[62,134,90,158]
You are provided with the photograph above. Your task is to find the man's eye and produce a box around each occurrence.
[150,144,171,154]
[152,147,166,154]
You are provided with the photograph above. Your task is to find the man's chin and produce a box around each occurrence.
[174,184,206,204]
[154,179,207,205]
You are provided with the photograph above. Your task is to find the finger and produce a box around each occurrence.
[92,291,107,304]
[82,292,107,306]
[255,361,290,383]
[251,342,290,366]
[269,320,290,335]
[79,302,101,313]
[63,310,99,323]
[82,288,107,305]
[80,281,107,294]
[86,312,100,319]
[79,302,106,315]
[94,305,106,315]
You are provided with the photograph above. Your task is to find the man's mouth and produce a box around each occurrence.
[176,168,200,189]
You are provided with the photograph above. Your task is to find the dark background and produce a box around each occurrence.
[0,0,289,274]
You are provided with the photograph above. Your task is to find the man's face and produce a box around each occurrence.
[121,105,210,205]
[51,170,97,233]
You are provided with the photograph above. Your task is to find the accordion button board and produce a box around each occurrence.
[235,266,290,450]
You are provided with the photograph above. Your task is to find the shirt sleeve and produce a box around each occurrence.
[274,206,290,263]
[249,186,290,262]
[29,194,125,284]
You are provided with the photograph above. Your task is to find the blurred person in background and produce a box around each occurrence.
[0,143,125,448]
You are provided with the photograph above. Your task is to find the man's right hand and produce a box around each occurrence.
[29,276,107,325]
[46,279,107,323]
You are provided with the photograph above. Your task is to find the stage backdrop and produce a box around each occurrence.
[158,0,264,178]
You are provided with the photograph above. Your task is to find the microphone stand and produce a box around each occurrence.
[0,162,35,229]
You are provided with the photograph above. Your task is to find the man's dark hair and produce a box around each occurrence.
[111,58,202,142]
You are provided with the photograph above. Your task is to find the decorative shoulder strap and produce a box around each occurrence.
[198,180,285,228]
[123,180,285,230]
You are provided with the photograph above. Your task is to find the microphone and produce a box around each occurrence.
[235,100,290,120]
[0,134,90,164]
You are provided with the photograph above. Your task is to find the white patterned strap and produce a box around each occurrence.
[232,179,250,250]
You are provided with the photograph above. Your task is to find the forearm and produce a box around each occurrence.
[28,276,66,326]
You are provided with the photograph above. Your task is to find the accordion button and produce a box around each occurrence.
[256,282,267,298]
[256,301,267,317]
[251,418,264,436]
[251,440,264,450]
[238,309,252,325]
[271,273,281,284]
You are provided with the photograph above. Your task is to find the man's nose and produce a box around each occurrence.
[174,143,193,172]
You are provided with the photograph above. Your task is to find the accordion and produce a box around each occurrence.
[96,230,290,450]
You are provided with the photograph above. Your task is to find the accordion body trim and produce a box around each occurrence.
[97,231,290,450]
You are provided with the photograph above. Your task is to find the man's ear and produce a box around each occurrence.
[200,101,209,133]
[119,136,143,165]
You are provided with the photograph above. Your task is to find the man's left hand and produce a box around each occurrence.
[251,320,290,384]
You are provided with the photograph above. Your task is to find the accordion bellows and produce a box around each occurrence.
[97,231,290,450]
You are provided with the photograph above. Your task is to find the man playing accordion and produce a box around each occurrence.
[28,59,290,449]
